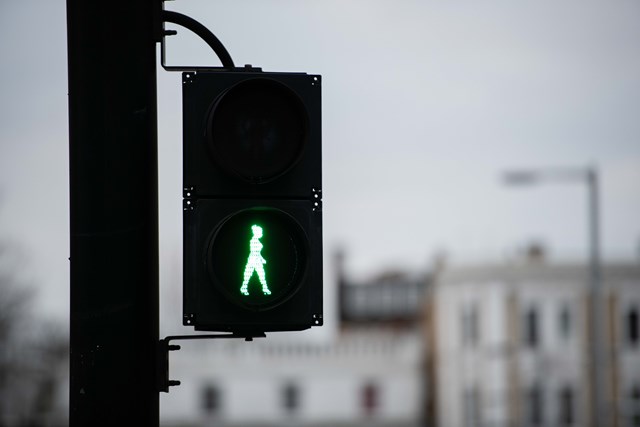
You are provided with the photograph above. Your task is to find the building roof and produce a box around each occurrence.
[436,261,640,287]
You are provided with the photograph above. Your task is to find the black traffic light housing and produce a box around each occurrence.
[182,70,322,334]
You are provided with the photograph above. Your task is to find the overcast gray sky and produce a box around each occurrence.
[1,0,639,329]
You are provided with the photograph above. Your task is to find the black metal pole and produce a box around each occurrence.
[67,0,159,425]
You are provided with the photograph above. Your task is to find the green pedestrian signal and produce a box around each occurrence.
[203,207,308,311]
[241,225,271,296]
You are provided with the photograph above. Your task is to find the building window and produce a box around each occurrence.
[282,382,300,414]
[524,307,539,349]
[361,382,379,417]
[559,305,571,341]
[558,386,574,425]
[627,307,639,347]
[525,384,544,426]
[201,384,221,415]
[461,303,480,347]
[463,386,481,427]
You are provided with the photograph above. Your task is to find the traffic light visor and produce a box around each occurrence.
[206,78,308,184]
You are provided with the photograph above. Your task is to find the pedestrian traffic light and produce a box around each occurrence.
[182,70,322,334]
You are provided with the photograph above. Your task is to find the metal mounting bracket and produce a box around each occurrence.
[157,1,237,71]
[157,332,266,393]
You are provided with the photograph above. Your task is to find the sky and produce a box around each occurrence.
[1,0,639,330]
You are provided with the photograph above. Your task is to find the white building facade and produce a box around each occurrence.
[161,330,424,427]
[432,261,640,427]
[160,268,430,427]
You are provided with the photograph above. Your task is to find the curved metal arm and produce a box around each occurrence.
[162,10,235,68]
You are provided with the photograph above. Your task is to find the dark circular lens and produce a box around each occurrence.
[207,78,308,183]
[206,208,308,310]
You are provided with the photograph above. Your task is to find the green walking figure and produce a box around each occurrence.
[240,224,271,296]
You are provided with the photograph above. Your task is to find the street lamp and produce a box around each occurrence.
[503,166,604,427]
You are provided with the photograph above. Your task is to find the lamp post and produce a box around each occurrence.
[503,166,604,427]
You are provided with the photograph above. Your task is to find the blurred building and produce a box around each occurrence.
[47,247,640,427]
[430,250,640,427]
[161,252,431,427]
